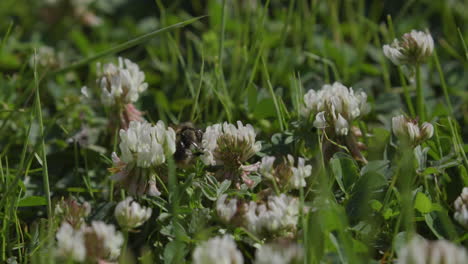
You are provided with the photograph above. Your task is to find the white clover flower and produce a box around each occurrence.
[244,194,299,236]
[392,115,433,146]
[192,235,244,264]
[259,155,311,190]
[114,197,152,229]
[30,46,64,69]
[201,121,262,166]
[55,222,86,262]
[111,120,176,196]
[118,120,176,168]
[259,156,276,179]
[454,187,468,229]
[85,221,124,261]
[302,82,369,136]
[383,30,434,66]
[255,242,303,264]
[216,194,238,222]
[290,156,312,189]
[397,236,468,264]
[98,57,148,106]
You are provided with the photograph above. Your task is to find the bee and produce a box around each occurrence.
[173,122,204,168]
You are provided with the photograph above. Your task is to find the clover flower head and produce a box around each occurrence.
[290,156,312,189]
[259,155,311,190]
[118,120,176,168]
[84,221,124,261]
[255,242,304,264]
[192,235,244,264]
[114,196,152,229]
[216,194,238,222]
[244,194,299,237]
[201,121,262,167]
[383,30,434,66]
[397,236,468,264]
[54,198,91,228]
[392,115,433,146]
[30,46,64,69]
[111,120,176,196]
[55,222,86,262]
[454,187,468,229]
[302,82,369,136]
[98,57,148,106]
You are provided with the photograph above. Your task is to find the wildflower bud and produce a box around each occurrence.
[454,187,468,229]
[255,242,304,264]
[54,198,91,229]
[420,122,434,141]
[303,82,369,137]
[392,115,433,146]
[397,236,468,264]
[114,197,152,230]
[383,30,434,66]
[55,222,86,262]
[192,235,244,264]
[216,194,238,222]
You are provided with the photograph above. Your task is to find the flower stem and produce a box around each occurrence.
[34,53,52,219]
[415,65,425,121]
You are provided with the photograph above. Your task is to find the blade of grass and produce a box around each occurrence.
[33,49,52,218]
[49,16,206,75]
[261,56,285,131]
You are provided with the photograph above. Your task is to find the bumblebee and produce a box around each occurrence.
[173,122,204,168]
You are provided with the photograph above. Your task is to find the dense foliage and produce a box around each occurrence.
[0,0,467,263]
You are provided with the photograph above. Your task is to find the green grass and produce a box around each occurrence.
[0,0,467,263]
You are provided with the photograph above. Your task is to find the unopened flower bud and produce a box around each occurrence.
[420,122,434,141]
[114,197,152,229]
[392,115,433,146]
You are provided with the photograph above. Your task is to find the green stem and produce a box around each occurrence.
[34,55,52,219]
[415,65,425,121]
[398,67,415,117]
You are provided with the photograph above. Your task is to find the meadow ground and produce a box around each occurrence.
[0,0,467,263]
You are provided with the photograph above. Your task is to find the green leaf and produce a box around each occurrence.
[330,153,360,195]
[369,200,383,211]
[414,192,432,213]
[18,196,47,207]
